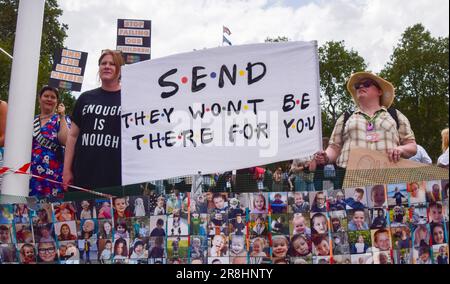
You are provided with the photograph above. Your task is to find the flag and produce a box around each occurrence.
[223,26,231,35]
[223,35,232,46]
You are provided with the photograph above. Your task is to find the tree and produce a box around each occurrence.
[0,0,74,114]
[380,24,449,160]
[319,41,367,137]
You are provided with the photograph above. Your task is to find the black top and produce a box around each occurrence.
[72,87,122,189]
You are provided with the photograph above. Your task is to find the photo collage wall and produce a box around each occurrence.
[0,179,448,264]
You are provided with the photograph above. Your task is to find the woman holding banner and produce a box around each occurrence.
[63,50,123,192]
[30,86,69,200]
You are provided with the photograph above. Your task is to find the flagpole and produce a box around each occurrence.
[1,0,46,197]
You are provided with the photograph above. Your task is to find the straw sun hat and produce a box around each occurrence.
[347,72,395,108]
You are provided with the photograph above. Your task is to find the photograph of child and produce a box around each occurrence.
[389,205,409,227]
[96,199,112,219]
[168,236,189,259]
[408,182,426,205]
[209,212,228,236]
[428,202,447,224]
[373,251,392,264]
[14,224,33,243]
[413,245,432,264]
[387,183,408,207]
[442,180,449,201]
[409,204,428,227]
[113,237,129,263]
[249,236,269,257]
[393,249,412,264]
[370,228,392,252]
[271,235,290,260]
[78,218,98,240]
[329,210,347,233]
[332,254,351,264]
[128,239,149,264]
[227,193,248,220]
[76,200,97,220]
[229,213,246,236]
[433,244,449,264]
[289,256,312,264]
[348,209,370,231]
[97,239,113,264]
[391,226,412,250]
[313,256,330,264]
[310,191,327,212]
[208,256,229,264]
[370,208,387,229]
[310,212,328,235]
[148,236,165,258]
[0,204,13,224]
[426,180,442,203]
[367,185,387,208]
[190,236,207,259]
[129,196,148,217]
[13,204,30,224]
[348,231,371,254]
[209,193,229,214]
[18,243,36,264]
[98,219,113,239]
[33,223,55,243]
[332,232,350,255]
[130,217,150,239]
[150,195,166,216]
[149,216,166,238]
[250,214,268,236]
[312,234,330,256]
[55,221,78,241]
[112,197,131,221]
[270,192,287,214]
[167,213,189,237]
[289,192,310,213]
[208,234,228,257]
[289,213,311,236]
[344,188,367,210]
[0,224,12,244]
[53,202,76,222]
[229,234,247,258]
[327,189,346,211]
[431,223,446,245]
[36,241,57,263]
[289,234,312,257]
[250,193,268,214]
[31,203,52,225]
[271,214,289,235]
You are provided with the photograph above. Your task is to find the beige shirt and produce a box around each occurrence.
[329,107,415,168]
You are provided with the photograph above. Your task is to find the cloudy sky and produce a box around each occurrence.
[58,0,449,96]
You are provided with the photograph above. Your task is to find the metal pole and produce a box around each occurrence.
[1,0,46,197]
[0,47,13,60]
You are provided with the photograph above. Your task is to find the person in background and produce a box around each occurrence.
[64,49,123,190]
[437,128,449,168]
[409,144,432,164]
[30,86,69,200]
[315,72,417,189]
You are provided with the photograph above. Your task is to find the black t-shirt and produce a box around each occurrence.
[72,88,121,189]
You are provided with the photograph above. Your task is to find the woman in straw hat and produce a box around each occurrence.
[314,72,417,188]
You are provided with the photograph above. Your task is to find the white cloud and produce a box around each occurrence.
[58,0,449,96]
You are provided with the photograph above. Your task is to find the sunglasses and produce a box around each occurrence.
[354,80,379,90]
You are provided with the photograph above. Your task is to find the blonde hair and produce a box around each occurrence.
[441,128,449,153]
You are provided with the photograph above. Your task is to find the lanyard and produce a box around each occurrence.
[360,111,382,131]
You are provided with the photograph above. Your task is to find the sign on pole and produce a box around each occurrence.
[48,48,88,92]
[116,19,151,64]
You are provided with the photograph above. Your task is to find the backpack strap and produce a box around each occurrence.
[342,111,353,135]
[387,107,400,129]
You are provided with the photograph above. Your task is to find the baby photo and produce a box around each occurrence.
[129,196,149,217]
[367,184,387,208]
[387,183,408,207]
[269,192,288,214]
[290,213,311,236]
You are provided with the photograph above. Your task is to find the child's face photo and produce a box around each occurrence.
[272,237,288,257]
[293,237,309,255]
[0,225,11,243]
[353,191,363,202]
[254,195,265,211]
[371,185,386,207]
[430,205,443,222]
[38,242,57,262]
[21,245,35,263]
[433,226,445,244]
[231,238,244,253]
[213,196,225,209]
[317,239,330,256]
[352,211,366,228]
[212,235,225,250]
[293,216,307,233]
[374,232,391,251]
[114,198,127,213]
[312,215,327,234]
[316,193,325,206]
[294,193,304,205]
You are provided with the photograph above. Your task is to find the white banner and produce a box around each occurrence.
[121,41,321,185]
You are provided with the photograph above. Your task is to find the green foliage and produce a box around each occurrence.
[347,230,372,246]
[319,41,367,137]
[380,24,449,160]
[265,36,289,43]
[0,0,75,114]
